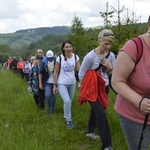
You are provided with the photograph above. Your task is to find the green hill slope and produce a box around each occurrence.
[0,26,70,49]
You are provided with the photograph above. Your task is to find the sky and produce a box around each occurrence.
[0,0,149,33]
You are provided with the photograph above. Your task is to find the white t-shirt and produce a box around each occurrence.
[47,60,55,83]
[57,53,79,84]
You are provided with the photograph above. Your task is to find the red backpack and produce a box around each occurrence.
[109,37,143,94]
[132,37,143,65]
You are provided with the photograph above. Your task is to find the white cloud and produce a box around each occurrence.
[0,0,149,33]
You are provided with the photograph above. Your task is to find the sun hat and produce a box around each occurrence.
[46,50,54,58]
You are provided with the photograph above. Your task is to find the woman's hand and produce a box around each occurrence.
[139,97,150,113]
[101,58,112,70]
[39,83,44,90]
[78,82,81,88]
[53,85,58,94]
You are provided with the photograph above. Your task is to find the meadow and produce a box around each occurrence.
[0,70,127,150]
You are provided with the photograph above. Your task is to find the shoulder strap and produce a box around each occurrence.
[95,51,110,71]
[74,54,77,67]
[53,56,56,66]
[74,54,77,61]
[59,55,61,66]
[58,55,61,75]
[131,37,143,66]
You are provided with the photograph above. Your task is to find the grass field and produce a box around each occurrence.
[0,70,127,150]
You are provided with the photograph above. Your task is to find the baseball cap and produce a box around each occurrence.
[46,50,54,58]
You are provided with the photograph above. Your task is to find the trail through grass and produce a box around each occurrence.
[0,70,127,150]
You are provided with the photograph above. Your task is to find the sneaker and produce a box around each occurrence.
[67,121,74,129]
[86,132,100,139]
[104,146,112,150]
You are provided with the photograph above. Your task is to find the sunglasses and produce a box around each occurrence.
[103,33,114,36]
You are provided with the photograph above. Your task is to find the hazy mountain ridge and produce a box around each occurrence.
[0,26,71,49]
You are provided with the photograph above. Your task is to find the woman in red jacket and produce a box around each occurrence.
[17,57,24,79]
[78,29,115,150]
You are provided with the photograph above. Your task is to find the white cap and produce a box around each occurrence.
[46,50,54,58]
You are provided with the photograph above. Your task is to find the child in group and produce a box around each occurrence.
[28,55,43,109]
[23,58,30,82]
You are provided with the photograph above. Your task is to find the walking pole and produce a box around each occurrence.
[137,113,149,150]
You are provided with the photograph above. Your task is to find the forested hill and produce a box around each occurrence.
[15,26,70,35]
[0,26,70,49]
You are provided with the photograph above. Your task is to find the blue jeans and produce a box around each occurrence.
[58,83,76,122]
[119,114,150,150]
[45,83,56,112]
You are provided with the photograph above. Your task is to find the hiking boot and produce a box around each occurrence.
[67,121,74,129]
[86,132,99,139]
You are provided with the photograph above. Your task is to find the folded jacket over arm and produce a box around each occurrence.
[77,70,108,109]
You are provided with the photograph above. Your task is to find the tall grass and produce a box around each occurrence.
[0,70,127,150]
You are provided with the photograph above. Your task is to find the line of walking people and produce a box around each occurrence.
[28,28,115,150]
[24,19,150,150]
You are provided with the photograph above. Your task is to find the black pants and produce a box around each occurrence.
[33,94,40,106]
[38,89,45,109]
[24,73,29,82]
[18,69,24,79]
[87,100,111,149]
[87,86,111,149]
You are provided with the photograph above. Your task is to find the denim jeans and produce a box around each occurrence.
[45,83,56,112]
[57,83,76,122]
[119,114,150,150]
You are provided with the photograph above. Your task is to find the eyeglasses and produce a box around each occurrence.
[103,33,114,36]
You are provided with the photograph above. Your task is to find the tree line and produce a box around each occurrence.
[0,1,147,63]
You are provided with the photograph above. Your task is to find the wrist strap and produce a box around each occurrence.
[139,97,146,110]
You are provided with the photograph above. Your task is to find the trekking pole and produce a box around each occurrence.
[137,113,149,150]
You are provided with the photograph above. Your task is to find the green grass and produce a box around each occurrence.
[0,70,127,150]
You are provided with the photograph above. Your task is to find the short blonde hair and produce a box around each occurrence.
[35,49,44,56]
[98,29,114,43]
[31,56,36,61]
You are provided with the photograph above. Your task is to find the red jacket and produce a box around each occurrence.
[77,70,108,109]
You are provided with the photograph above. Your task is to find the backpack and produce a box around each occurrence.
[58,54,79,81]
[109,37,143,94]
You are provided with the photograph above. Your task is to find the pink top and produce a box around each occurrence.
[114,35,150,124]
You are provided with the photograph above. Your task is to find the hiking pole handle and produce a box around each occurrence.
[137,113,149,150]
